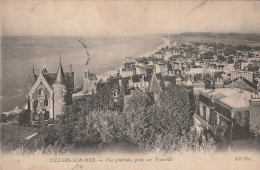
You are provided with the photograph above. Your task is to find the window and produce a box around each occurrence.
[34,100,38,107]
[206,107,210,121]
[39,88,44,96]
[113,90,118,97]
[203,105,206,118]
[39,102,44,107]
[217,113,220,125]
[200,103,204,116]
[44,100,48,106]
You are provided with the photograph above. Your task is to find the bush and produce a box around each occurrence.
[17,109,30,125]
[0,113,7,123]
[39,107,125,150]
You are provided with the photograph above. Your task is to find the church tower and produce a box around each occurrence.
[53,59,67,119]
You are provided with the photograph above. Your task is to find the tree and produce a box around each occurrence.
[38,83,216,154]
[123,84,215,153]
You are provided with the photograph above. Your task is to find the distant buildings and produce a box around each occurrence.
[83,70,98,94]
[77,37,260,141]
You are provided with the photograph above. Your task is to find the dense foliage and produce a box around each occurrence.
[123,85,215,152]
[37,84,216,153]
[5,83,216,154]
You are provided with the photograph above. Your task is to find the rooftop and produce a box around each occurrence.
[200,88,251,109]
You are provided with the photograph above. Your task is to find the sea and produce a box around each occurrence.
[1,35,165,112]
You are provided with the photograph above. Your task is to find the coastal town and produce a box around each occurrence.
[2,1,260,170]
[1,33,260,153]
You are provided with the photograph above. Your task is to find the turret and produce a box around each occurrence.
[149,73,162,102]
[53,58,67,119]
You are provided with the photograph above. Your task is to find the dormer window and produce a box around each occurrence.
[113,90,119,97]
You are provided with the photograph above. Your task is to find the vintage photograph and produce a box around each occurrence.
[1,0,260,169]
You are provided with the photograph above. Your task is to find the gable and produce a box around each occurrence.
[225,77,257,92]
[29,73,54,97]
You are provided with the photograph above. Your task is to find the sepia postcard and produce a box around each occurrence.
[1,0,260,169]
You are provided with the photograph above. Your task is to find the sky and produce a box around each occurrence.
[1,0,260,36]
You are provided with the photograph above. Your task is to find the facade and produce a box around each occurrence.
[119,67,136,78]
[230,71,254,83]
[83,70,98,94]
[155,62,168,75]
[128,74,149,92]
[135,66,147,75]
[27,61,74,121]
[194,88,260,140]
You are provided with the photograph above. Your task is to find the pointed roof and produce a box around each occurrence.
[149,74,162,93]
[186,78,193,86]
[41,68,48,74]
[27,74,35,92]
[54,59,66,85]
[31,65,36,82]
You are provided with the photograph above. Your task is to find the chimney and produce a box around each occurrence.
[119,78,123,87]
[84,70,89,79]
[70,64,72,74]
[142,74,145,82]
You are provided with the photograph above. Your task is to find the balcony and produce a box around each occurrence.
[194,113,228,139]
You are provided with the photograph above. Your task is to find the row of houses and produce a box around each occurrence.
[26,39,260,144]
[26,59,260,143]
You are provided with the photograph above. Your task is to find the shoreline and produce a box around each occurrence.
[2,36,170,114]
[97,36,171,80]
